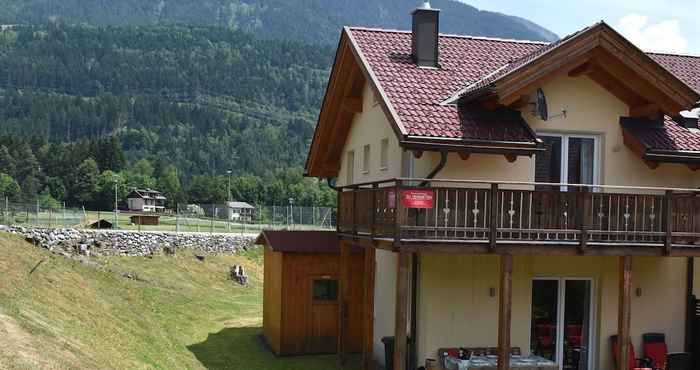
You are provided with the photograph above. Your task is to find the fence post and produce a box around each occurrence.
[176,204,180,233]
[489,183,499,250]
[665,190,674,255]
[35,199,39,226]
[210,206,215,234]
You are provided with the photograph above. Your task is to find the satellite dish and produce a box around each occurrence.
[535,88,548,121]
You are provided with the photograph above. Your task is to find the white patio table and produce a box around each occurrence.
[445,355,558,370]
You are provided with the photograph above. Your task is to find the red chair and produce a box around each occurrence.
[611,335,652,370]
[566,325,583,347]
[536,324,555,348]
[642,333,667,370]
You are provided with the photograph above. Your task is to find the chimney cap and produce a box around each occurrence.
[412,1,440,14]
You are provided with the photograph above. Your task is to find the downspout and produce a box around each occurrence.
[419,151,448,186]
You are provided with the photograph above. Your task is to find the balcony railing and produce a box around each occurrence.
[337,178,700,250]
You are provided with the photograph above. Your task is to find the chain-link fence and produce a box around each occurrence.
[0,200,336,234]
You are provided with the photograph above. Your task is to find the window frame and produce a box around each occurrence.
[346,150,355,185]
[362,144,371,174]
[380,138,389,171]
[537,133,601,190]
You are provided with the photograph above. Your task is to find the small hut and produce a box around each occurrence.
[88,219,113,229]
[130,214,160,226]
[255,230,365,356]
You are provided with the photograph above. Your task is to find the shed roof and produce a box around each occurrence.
[255,230,340,253]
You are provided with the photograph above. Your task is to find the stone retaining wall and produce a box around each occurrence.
[1,226,255,257]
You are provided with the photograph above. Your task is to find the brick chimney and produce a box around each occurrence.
[411,1,440,68]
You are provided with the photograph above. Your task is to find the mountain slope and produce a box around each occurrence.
[0,0,558,44]
[0,234,354,369]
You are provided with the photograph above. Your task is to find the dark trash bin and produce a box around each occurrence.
[382,336,395,370]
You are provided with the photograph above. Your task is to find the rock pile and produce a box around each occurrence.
[1,226,255,257]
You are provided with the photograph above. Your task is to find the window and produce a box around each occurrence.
[380,138,389,170]
[346,150,354,185]
[312,279,339,301]
[362,144,371,174]
[536,134,599,190]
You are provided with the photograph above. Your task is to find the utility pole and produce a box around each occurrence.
[288,198,294,229]
[227,170,232,232]
[114,179,119,229]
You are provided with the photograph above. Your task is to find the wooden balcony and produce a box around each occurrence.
[337,178,700,256]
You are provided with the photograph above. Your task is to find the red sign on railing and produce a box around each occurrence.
[402,189,434,209]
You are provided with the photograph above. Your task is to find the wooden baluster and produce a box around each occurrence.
[490,183,499,250]
[665,190,673,255]
[394,180,403,246]
[580,188,591,254]
[371,184,377,240]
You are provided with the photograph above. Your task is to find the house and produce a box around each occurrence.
[305,3,700,370]
[227,201,255,222]
[255,230,366,356]
[126,188,166,213]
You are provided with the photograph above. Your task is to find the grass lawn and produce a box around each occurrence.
[0,233,359,369]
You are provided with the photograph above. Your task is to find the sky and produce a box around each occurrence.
[460,0,699,55]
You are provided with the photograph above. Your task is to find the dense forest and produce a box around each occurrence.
[0,0,557,45]
[0,25,335,208]
[0,2,557,209]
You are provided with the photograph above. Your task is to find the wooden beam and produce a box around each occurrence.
[338,240,351,365]
[482,97,502,110]
[508,95,530,110]
[617,256,632,370]
[497,254,513,370]
[362,247,376,370]
[629,103,662,119]
[394,251,410,370]
[342,96,363,113]
[568,61,598,77]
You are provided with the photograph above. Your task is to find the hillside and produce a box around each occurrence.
[0,0,558,44]
[0,233,354,369]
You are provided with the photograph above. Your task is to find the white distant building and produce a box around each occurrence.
[126,188,167,213]
[227,201,255,221]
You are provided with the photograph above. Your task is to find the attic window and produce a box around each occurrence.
[346,150,355,185]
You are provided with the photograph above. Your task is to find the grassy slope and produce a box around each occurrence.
[0,233,357,369]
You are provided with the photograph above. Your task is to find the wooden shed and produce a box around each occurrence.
[256,230,366,356]
[129,214,160,226]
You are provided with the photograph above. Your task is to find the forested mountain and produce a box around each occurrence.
[0,0,558,44]
[0,25,334,208]
[0,0,558,209]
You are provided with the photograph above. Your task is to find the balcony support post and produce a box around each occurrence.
[338,240,351,365]
[362,246,376,370]
[394,250,410,370]
[490,183,499,250]
[352,186,358,238]
[617,256,633,370]
[497,254,513,370]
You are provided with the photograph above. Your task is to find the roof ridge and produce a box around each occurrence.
[646,50,700,59]
[347,26,550,45]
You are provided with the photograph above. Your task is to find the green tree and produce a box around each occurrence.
[0,145,15,178]
[74,158,100,206]
[158,165,182,208]
[0,173,21,201]
[186,176,226,205]
[38,187,61,209]
[125,159,156,188]
[94,171,127,211]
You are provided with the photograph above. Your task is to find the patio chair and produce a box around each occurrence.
[642,333,667,370]
[610,335,652,370]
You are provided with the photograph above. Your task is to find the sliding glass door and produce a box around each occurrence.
[531,278,595,370]
[536,134,599,189]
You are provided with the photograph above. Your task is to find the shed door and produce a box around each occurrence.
[306,275,339,354]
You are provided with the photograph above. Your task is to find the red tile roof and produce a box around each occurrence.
[622,116,700,152]
[347,26,700,152]
[255,230,339,253]
[349,27,543,142]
